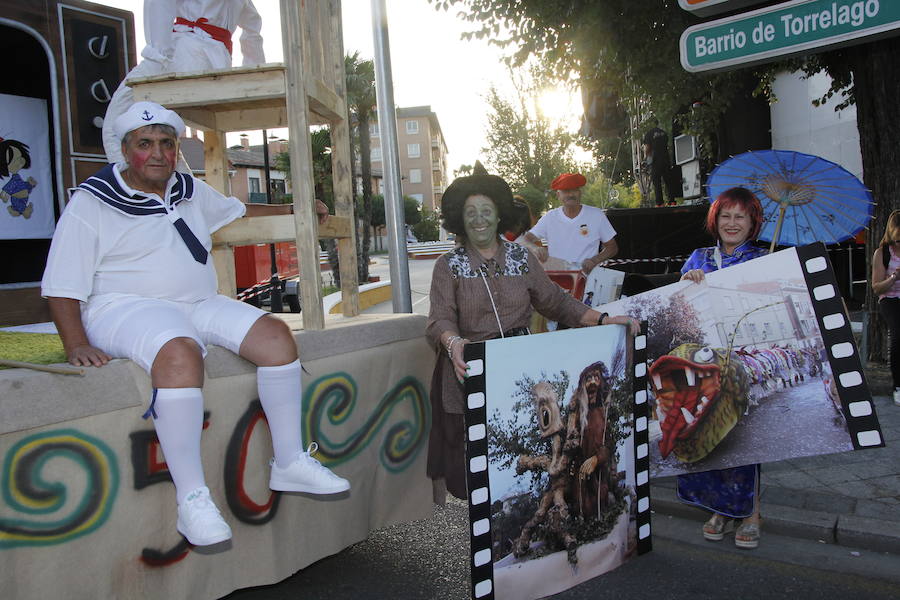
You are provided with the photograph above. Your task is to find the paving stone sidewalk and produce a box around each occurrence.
[650,362,900,554]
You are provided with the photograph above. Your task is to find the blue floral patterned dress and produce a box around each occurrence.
[676,240,767,517]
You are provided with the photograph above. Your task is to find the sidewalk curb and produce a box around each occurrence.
[650,484,900,555]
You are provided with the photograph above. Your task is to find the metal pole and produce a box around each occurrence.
[262,128,283,313]
[371,0,412,313]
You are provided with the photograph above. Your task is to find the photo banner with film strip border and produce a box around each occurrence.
[463,324,651,600]
[597,242,883,480]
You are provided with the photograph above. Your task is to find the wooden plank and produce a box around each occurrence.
[307,78,345,122]
[202,129,230,195]
[214,106,289,131]
[212,214,351,246]
[282,0,325,330]
[211,246,237,297]
[0,288,50,327]
[128,64,287,108]
[328,0,359,317]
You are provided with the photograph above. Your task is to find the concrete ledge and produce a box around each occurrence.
[324,281,392,314]
[837,514,900,554]
[763,503,838,542]
[1,314,429,433]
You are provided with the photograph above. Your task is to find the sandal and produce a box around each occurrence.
[735,521,761,549]
[702,514,733,541]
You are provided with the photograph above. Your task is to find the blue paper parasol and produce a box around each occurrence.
[706,150,874,251]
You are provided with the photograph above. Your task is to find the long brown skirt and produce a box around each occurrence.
[426,357,467,500]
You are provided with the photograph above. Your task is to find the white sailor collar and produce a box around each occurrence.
[77,163,195,216]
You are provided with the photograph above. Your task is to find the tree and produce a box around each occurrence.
[433,0,900,359]
[345,52,378,282]
[481,77,579,198]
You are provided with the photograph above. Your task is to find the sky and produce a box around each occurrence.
[95,0,584,174]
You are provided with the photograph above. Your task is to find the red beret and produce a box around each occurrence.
[550,173,587,190]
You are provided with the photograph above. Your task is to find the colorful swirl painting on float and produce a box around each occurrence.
[1,429,118,548]
[303,374,429,472]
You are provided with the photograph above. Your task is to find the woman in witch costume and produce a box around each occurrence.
[425,163,638,500]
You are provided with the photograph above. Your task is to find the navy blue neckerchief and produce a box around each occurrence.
[78,164,207,264]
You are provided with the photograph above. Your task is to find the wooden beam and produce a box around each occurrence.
[212,214,351,246]
[328,0,359,318]
[129,64,286,108]
[202,129,230,195]
[212,246,237,297]
[281,0,325,330]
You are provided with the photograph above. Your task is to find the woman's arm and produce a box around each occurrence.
[873,247,897,296]
[426,258,468,382]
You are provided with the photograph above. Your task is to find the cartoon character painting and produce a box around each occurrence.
[0,138,37,219]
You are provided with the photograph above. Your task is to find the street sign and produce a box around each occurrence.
[680,0,900,73]
[678,0,767,18]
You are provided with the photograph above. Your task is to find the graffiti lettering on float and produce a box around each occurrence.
[0,430,119,548]
[0,373,428,562]
[303,373,430,473]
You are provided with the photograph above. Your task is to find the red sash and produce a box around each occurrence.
[174,17,233,54]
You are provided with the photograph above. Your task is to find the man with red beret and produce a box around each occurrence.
[523,173,618,274]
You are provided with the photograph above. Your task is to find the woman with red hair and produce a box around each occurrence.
[681,186,766,282]
[676,187,766,549]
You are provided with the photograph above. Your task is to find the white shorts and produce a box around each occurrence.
[82,294,267,372]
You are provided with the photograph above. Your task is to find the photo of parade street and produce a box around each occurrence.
[601,249,860,478]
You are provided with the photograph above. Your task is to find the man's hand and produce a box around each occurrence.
[581,256,598,274]
[535,246,548,262]
[67,344,111,367]
[316,199,329,225]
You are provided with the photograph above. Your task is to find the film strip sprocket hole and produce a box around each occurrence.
[462,324,652,600]
[797,243,884,449]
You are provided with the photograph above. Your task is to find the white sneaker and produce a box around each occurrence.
[893,388,900,406]
[176,486,232,546]
[269,443,351,494]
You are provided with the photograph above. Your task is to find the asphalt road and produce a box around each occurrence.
[224,498,900,600]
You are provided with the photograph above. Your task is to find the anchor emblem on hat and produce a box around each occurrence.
[141,110,154,121]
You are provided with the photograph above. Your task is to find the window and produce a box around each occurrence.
[407,143,420,158]
[371,146,382,161]
[369,123,379,137]
[410,193,424,204]
[249,177,260,193]
[406,120,419,134]
[409,168,422,183]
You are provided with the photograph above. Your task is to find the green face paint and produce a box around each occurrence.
[463,194,499,250]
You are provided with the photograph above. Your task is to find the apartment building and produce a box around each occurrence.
[368,106,449,212]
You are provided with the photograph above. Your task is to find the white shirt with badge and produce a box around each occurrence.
[529,204,617,265]
[41,163,245,311]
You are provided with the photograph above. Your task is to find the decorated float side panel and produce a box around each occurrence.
[463,325,651,600]
[599,243,883,479]
[0,337,433,600]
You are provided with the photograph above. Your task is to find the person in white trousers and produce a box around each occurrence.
[43,101,349,547]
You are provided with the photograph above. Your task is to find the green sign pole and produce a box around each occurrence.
[680,0,900,73]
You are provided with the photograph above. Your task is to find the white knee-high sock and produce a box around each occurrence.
[152,387,206,504]
[257,359,304,468]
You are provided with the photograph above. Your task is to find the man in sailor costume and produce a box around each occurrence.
[42,101,349,547]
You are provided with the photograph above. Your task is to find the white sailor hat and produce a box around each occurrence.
[113,101,186,140]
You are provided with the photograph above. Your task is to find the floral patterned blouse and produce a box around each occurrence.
[427,240,591,413]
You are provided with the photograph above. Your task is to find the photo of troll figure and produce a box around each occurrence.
[479,326,641,600]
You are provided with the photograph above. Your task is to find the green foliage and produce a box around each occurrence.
[364,194,424,229]
[580,177,641,209]
[431,0,773,164]
[272,128,334,208]
[624,293,706,363]
[412,209,441,242]
[514,183,550,219]
[481,79,580,194]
